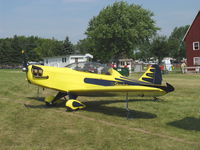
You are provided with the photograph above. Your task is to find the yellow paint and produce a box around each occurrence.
[44,96,54,103]
[66,99,86,110]
[27,65,167,98]
[139,66,154,82]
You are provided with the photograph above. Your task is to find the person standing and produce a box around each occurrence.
[181,62,187,74]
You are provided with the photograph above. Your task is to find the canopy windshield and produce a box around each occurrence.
[65,62,111,75]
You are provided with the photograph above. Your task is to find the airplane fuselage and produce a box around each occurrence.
[27,65,174,98]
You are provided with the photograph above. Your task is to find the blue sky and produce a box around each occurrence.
[0,0,199,43]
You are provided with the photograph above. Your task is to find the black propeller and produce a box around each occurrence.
[22,50,28,72]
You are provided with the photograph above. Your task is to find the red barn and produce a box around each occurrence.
[183,11,200,67]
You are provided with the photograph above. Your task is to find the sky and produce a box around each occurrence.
[0,0,200,43]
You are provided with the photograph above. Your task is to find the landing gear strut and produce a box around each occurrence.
[45,92,68,106]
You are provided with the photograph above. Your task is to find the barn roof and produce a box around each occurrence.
[183,10,200,41]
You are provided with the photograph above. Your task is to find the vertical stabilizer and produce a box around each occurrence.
[139,65,162,85]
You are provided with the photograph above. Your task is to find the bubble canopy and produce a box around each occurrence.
[65,62,111,75]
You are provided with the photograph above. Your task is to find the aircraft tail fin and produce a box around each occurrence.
[139,65,162,85]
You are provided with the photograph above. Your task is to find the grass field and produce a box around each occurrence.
[0,69,200,150]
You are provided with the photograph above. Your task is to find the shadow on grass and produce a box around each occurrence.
[28,97,45,102]
[26,97,65,108]
[26,97,158,119]
[83,99,157,119]
[168,117,200,131]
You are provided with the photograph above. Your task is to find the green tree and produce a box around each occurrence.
[62,36,74,55]
[85,1,159,63]
[75,38,94,54]
[168,25,189,61]
[34,38,64,57]
[149,35,169,64]
[0,35,41,65]
[135,42,152,62]
[0,39,14,65]
[0,35,75,66]
[34,37,74,57]
[11,35,24,64]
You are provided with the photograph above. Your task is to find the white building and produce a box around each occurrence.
[118,59,133,73]
[43,53,93,67]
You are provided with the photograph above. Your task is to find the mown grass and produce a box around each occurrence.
[0,70,200,150]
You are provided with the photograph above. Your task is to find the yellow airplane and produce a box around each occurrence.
[23,59,174,112]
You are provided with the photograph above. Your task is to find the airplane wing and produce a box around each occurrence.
[68,85,167,97]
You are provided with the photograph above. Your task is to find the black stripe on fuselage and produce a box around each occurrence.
[116,78,174,93]
[84,78,116,86]
[114,78,141,85]
[84,77,174,93]
[116,77,150,85]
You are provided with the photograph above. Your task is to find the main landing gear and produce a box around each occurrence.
[44,92,86,111]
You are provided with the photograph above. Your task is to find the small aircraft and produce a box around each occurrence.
[22,53,174,112]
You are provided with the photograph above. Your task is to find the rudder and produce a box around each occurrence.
[139,65,162,85]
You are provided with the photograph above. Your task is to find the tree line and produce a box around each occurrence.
[0,35,74,66]
[0,1,189,67]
